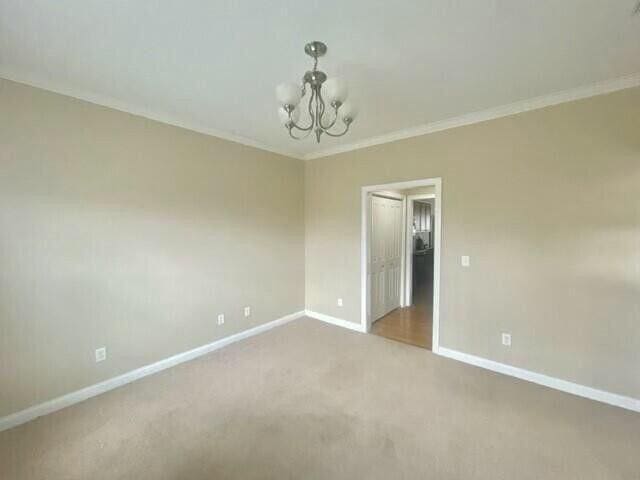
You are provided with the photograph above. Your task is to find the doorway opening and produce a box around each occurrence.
[361,179,441,351]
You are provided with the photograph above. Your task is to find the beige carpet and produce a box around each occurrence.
[1,318,639,479]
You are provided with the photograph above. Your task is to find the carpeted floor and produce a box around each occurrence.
[1,317,639,479]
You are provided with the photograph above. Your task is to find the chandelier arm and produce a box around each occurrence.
[315,87,322,128]
[323,121,351,137]
[319,90,325,118]
[317,91,328,129]
[309,87,317,130]
[288,126,313,140]
[288,118,313,132]
[319,103,339,131]
[288,87,315,132]
[312,88,323,142]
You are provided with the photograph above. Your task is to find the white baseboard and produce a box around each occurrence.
[437,347,640,413]
[304,310,366,333]
[0,310,305,432]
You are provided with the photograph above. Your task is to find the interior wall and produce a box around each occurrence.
[0,79,305,417]
[2,77,639,418]
[305,86,640,399]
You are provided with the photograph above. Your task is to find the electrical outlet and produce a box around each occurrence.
[502,333,512,347]
[337,298,343,307]
[217,314,225,325]
[461,255,470,267]
[95,347,107,363]
[244,306,251,317]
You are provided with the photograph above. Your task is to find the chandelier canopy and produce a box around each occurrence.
[276,41,357,143]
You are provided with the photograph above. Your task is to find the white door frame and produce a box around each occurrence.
[361,177,442,353]
[405,193,436,308]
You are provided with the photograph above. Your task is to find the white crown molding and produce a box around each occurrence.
[304,310,366,333]
[0,67,305,160]
[0,310,305,432]
[438,347,640,413]
[303,72,640,160]
[3,67,639,162]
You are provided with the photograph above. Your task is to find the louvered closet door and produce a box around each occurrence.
[370,195,403,323]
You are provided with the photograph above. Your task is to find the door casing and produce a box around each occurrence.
[361,178,442,353]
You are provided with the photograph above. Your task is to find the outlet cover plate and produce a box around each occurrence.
[95,347,107,362]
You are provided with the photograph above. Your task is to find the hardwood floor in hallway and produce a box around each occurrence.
[372,279,433,349]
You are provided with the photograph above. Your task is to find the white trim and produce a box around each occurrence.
[0,310,305,432]
[361,190,371,331]
[304,310,366,333]
[303,72,640,160]
[362,178,443,192]
[399,195,408,307]
[432,182,442,353]
[437,347,640,413]
[0,68,303,160]
[405,198,414,307]
[3,68,638,163]
[370,190,404,201]
[361,178,442,353]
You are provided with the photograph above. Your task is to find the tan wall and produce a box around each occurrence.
[305,87,640,399]
[2,78,639,416]
[0,79,305,417]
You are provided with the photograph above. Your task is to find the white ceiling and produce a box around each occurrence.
[1,1,639,159]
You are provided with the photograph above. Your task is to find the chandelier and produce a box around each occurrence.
[276,41,357,143]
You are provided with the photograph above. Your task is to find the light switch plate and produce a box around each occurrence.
[337,298,343,307]
[502,333,512,347]
[461,255,470,267]
[217,314,225,325]
[244,306,251,317]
